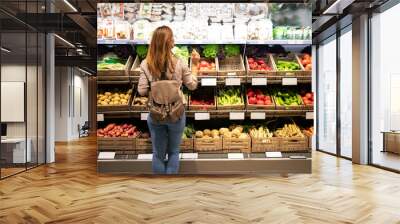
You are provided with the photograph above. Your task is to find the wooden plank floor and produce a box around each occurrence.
[1,137,400,224]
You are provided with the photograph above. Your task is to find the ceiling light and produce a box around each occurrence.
[63,0,78,12]
[1,47,11,53]
[54,34,75,48]
[78,67,93,76]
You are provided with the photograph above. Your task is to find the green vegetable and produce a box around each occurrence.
[182,124,195,139]
[276,60,300,71]
[136,45,148,59]
[224,45,240,57]
[202,44,219,58]
[97,53,126,70]
[172,46,189,62]
[217,88,243,106]
[272,88,303,106]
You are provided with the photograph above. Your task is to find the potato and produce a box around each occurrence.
[195,131,204,138]
[203,129,211,136]
[105,92,112,96]
[219,128,229,135]
[100,101,108,106]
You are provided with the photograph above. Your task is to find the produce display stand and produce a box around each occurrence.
[96,2,313,174]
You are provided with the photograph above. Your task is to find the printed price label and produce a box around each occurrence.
[97,114,104,122]
[282,77,298,86]
[98,152,115,160]
[195,113,210,120]
[181,153,198,159]
[306,112,314,120]
[250,112,266,120]
[141,113,149,121]
[229,112,245,120]
[137,154,153,160]
[201,78,217,86]
[225,78,241,86]
[265,152,282,158]
[251,77,267,86]
[228,153,244,159]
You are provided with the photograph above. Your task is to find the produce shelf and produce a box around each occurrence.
[98,152,311,174]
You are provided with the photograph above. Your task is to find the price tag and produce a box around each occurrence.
[98,152,115,160]
[137,154,153,160]
[225,78,241,86]
[201,78,217,86]
[227,72,237,76]
[250,112,266,120]
[141,113,149,120]
[97,114,104,122]
[103,39,114,44]
[282,77,298,86]
[195,112,210,120]
[265,152,282,158]
[251,77,267,86]
[228,153,244,159]
[229,112,245,120]
[306,112,314,120]
[181,153,198,159]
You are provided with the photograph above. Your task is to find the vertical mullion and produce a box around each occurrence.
[0,15,2,179]
[25,0,28,171]
[367,11,373,165]
[336,27,341,157]
[315,44,320,151]
[36,0,39,168]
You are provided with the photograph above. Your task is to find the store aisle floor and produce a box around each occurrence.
[0,137,400,224]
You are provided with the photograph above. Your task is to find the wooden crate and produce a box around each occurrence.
[273,53,306,77]
[246,54,276,76]
[217,88,245,110]
[296,53,312,76]
[131,93,148,111]
[97,137,136,151]
[130,55,142,77]
[218,55,246,77]
[136,137,152,152]
[251,137,279,152]
[97,86,134,112]
[246,94,276,110]
[223,136,251,153]
[98,55,133,76]
[277,136,309,152]
[194,137,223,152]
[180,138,194,152]
[189,57,218,76]
[188,95,216,111]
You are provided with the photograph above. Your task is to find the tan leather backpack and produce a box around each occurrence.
[145,68,185,123]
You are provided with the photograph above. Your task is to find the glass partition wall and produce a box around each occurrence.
[370,3,400,171]
[316,26,353,159]
[0,2,46,179]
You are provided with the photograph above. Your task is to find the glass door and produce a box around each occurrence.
[317,35,337,154]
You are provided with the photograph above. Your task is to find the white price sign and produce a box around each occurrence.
[225,78,241,86]
[251,77,267,86]
[265,152,282,158]
[195,112,210,120]
[282,77,298,86]
[229,112,245,120]
[141,113,149,120]
[137,154,153,160]
[180,153,198,159]
[306,112,314,120]
[228,153,244,159]
[250,112,266,120]
[201,78,217,86]
[97,114,104,122]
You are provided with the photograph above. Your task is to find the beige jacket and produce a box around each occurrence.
[138,59,198,98]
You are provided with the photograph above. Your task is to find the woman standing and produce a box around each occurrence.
[138,26,199,174]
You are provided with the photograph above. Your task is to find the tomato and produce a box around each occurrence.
[248,58,254,63]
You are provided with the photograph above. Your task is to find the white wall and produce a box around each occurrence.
[54,67,89,141]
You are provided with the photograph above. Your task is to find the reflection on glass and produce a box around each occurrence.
[317,36,337,154]
[1,31,27,177]
[340,28,352,158]
[371,4,400,171]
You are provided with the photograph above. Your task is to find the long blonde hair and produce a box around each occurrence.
[146,26,176,79]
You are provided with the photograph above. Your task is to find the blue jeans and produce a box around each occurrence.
[147,114,185,174]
